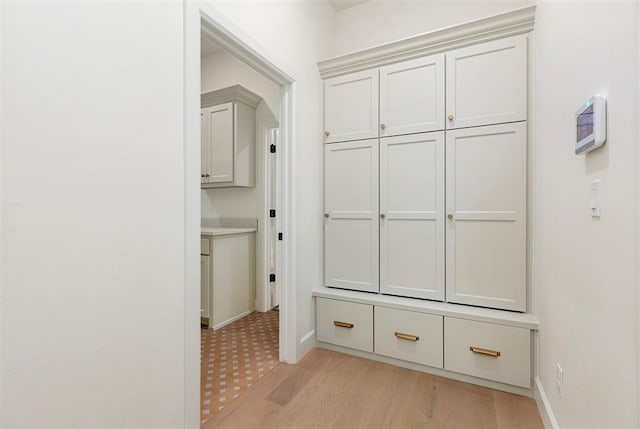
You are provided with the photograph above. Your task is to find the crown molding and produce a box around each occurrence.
[201,84,262,109]
[318,5,536,78]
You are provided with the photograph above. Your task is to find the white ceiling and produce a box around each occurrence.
[201,35,223,57]
[330,0,370,12]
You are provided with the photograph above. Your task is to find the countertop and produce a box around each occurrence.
[201,226,257,236]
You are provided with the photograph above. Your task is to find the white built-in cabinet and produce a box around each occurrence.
[322,34,528,311]
[201,238,211,322]
[201,85,259,188]
[316,7,537,396]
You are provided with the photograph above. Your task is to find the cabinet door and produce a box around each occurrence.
[324,140,379,293]
[324,69,379,143]
[445,122,526,311]
[202,102,234,183]
[446,35,527,129]
[380,132,444,300]
[201,254,210,320]
[380,54,445,137]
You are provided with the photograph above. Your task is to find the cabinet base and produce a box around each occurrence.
[316,342,533,398]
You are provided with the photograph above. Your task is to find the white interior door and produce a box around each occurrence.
[204,102,234,183]
[445,122,527,311]
[324,69,379,143]
[324,139,379,293]
[269,128,279,308]
[380,132,445,300]
[380,54,445,137]
[445,35,527,129]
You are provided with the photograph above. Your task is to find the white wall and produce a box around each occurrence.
[335,0,534,54]
[209,0,336,358]
[200,50,280,222]
[1,1,186,427]
[533,1,639,427]
[201,49,280,121]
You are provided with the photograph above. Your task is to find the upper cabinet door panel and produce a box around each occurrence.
[380,54,445,137]
[205,102,234,183]
[324,70,379,143]
[446,35,527,129]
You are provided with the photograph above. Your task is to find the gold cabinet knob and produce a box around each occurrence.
[201,174,205,178]
[205,173,210,178]
[380,123,386,130]
[448,114,454,121]
[380,214,386,219]
[324,131,330,137]
[324,213,330,218]
[448,214,453,220]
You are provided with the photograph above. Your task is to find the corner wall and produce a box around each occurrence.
[533,1,639,427]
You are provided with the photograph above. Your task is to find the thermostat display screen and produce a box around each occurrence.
[577,104,594,142]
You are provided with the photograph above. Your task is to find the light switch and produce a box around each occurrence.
[590,180,601,217]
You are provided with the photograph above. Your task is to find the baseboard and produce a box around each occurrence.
[534,376,560,429]
[297,329,316,361]
[212,310,252,331]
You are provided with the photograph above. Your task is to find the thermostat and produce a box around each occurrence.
[575,95,606,155]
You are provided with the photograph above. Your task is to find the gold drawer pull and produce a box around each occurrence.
[470,346,501,357]
[395,332,419,342]
[333,321,354,329]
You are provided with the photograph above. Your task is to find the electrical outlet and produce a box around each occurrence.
[556,363,564,397]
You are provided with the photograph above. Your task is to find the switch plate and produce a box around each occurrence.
[590,180,601,217]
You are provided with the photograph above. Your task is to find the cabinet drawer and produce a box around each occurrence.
[444,317,531,388]
[375,306,443,368]
[316,298,373,352]
[200,238,210,256]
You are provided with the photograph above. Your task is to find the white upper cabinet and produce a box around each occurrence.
[324,69,379,143]
[324,139,379,293]
[445,35,527,129]
[379,54,445,137]
[379,132,445,300]
[202,102,234,184]
[201,85,259,188]
[445,122,526,311]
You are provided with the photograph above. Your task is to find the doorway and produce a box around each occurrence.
[184,3,297,428]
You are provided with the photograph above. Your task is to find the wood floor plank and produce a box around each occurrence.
[202,348,543,429]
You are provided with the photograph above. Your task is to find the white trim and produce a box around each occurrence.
[318,342,534,398]
[534,377,560,429]
[318,5,536,78]
[185,2,297,426]
[212,310,253,331]
[298,330,317,358]
[312,287,539,330]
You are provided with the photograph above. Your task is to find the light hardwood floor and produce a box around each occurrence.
[203,347,543,429]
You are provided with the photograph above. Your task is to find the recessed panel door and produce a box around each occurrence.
[445,122,526,311]
[380,132,445,301]
[324,139,379,293]
[446,35,527,129]
[324,69,379,143]
[380,54,445,137]
[203,102,234,183]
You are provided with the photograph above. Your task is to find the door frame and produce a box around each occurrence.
[184,2,297,427]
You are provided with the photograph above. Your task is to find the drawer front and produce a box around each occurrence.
[444,317,531,388]
[200,238,210,256]
[316,298,373,352]
[375,306,443,368]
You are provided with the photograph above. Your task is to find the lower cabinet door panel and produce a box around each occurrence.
[444,317,531,388]
[375,306,443,368]
[316,298,373,352]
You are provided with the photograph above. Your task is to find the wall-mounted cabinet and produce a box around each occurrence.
[201,85,260,188]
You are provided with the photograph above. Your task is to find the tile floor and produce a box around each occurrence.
[200,310,279,425]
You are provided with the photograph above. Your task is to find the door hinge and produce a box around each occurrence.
[270,209,276,218]
[270,144,276,153]
[278,232,283,241]
[269,274,276,282]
